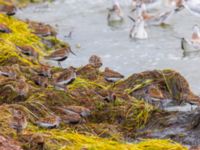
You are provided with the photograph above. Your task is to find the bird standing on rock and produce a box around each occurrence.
[89,55,103,68]
[4,76,29,97]
[104,67,124,82]
[53,66,76,87]
[17,45,39,63]
[10,108,27,134]
[36,115,61,129]
[64,106,91,117]
[0,24,11,33]
[45,46,75,68]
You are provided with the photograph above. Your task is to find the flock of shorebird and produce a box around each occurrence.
[107,0,200,53]
[4,53,125,135]
[4,0,200,137]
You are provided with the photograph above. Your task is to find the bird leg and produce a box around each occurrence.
[58,61,62,68]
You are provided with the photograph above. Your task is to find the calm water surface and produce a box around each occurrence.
[17,0,200,94]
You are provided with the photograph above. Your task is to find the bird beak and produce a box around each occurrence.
[128,16,136,23]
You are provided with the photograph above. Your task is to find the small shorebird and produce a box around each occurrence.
[29,134,45,150]
[95,89,116,102]
[183,0,200,17]
[36,65,52,78]
[132,3,176,26]
[0,4,16,16]
[17,45,39,62]
[0,24,11,33]
[103,67,124,82]
[167,0,184,9]
[45,46,75,68]
[0,65,18,78]
[129,16,148,39]
[26,20,57,37]
[53,66,76,87]
[32,75,48,88]
[36,115,61,129]
[64,106,91,117]
[54,107,82,124]
[132,0,162,11]
[89,55,103,68]
[181,25,200,52]
[10,109,27,134]
[4,77,29,97]
[107,0,124,23]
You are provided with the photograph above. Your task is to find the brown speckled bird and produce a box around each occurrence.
[10,109,27,134]
[64,106,91,117]
[32,75,48,88]
[0,24,11,33]
[103,67,124,82]
[45,46,75,68]
[0,4,16,16]
[36,115,61,129]
[37,65,51,78]
[4,77,29,97]
[29,134,45,150]
[95,89,116,102]
[0,65,19,78]
[53,66,76,87]
[17,45,39,62]
[54,107,82,124]
[89,55,103,68]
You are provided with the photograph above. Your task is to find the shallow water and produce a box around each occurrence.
[17,0,200,94]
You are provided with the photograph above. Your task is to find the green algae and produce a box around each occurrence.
[0,14,45,65]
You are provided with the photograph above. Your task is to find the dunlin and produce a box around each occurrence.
[107,0,124,22]
[95,89,116,102]
[132,0,161,11]
[0,65,18,78]
[89,55,103,68]
[29,134,45,150]
[32,75,48,88]
[36,115,61,129]
[26,20,57,37]
[181,25,200,52]
[45,46,75,68]
[17,45,39,62]
[54,107,82,124]
[64,106,91,117]
[129,16,148,39]
[4,77,29,97]
[133,3,176,26]
[36,65,51,78]
[0,24,11,33]
[0,4,16,16]
[53,66,76,86]
[104,67,124,82]
[10,109,27,134]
